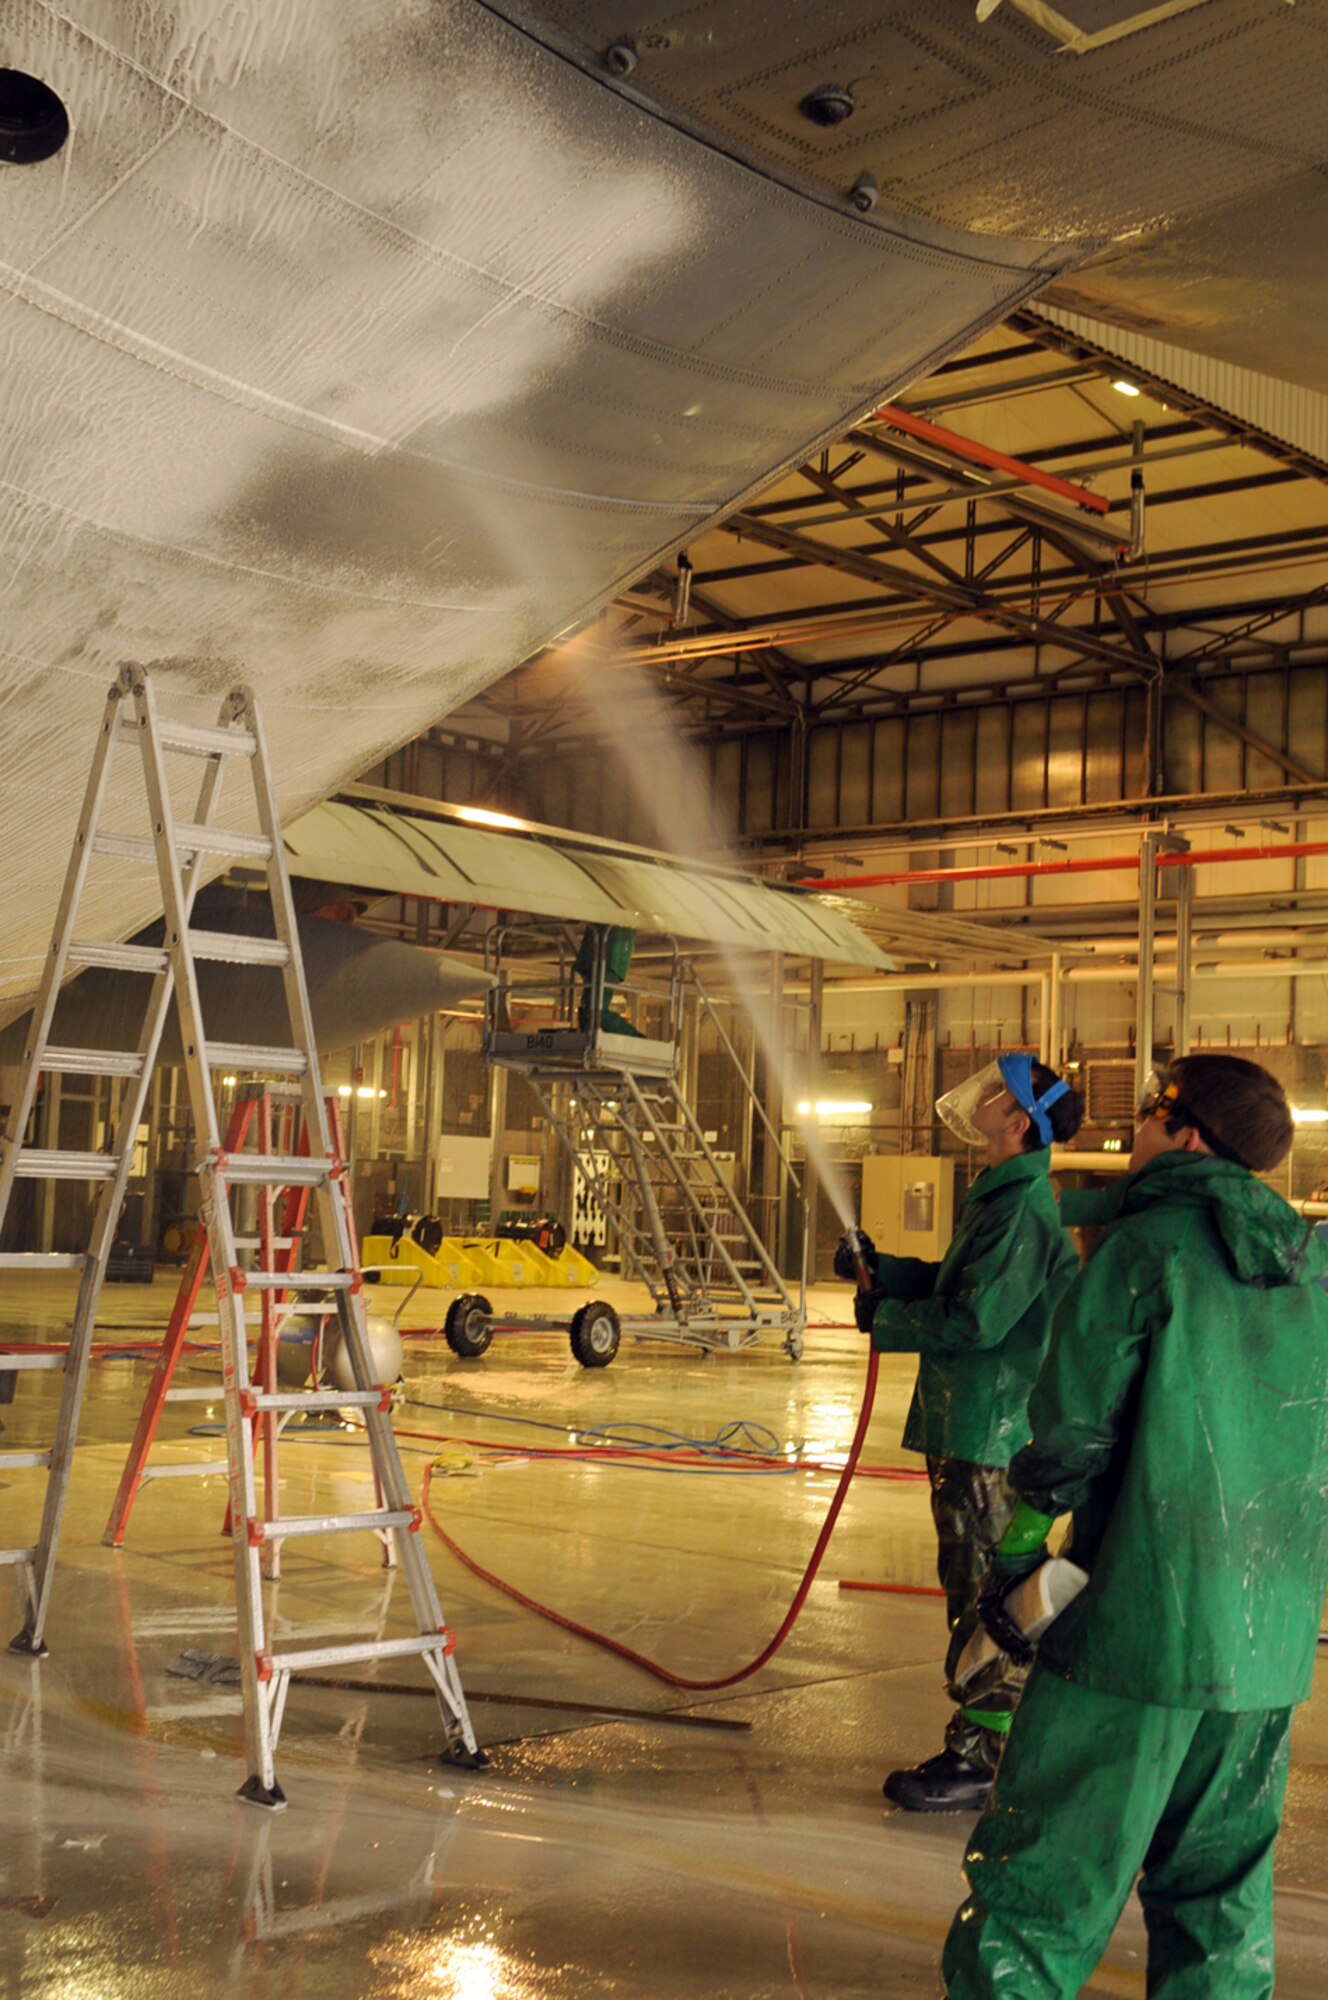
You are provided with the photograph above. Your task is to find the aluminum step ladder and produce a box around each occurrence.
[0,666,484,1807]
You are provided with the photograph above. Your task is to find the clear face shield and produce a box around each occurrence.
[935,1062,1013,1147]
[936,1054,1068,1149]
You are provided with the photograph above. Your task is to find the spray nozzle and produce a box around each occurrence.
[848,1225,873,1292]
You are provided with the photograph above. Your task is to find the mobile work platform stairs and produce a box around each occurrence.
[0,667,483,1806]
[484,922,806,1360]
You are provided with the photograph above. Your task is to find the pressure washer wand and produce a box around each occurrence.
[848,1223,873,1292]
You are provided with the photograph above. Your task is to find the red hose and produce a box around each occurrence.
[420,1349,881,1692]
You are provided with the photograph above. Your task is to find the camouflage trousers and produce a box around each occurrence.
[926,1455,1029,1774]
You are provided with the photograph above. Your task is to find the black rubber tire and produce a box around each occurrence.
[569,1300,621,1369]
[444,1292,494,1358]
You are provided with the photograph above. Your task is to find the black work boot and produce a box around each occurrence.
[882,1748,993,1814]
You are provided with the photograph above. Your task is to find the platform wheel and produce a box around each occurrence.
[785,1329,805,1362]
[444,1293,494,1358]
[569,1300,621,1369]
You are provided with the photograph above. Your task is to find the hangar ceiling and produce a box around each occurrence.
[454,305,1328,850]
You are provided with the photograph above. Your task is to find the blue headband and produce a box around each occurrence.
[998,1054,1069,1148]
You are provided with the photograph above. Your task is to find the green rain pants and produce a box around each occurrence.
[942,1662,1292,2000]
[927,1457,1027,1772]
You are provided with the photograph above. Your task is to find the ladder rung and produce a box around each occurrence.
[0,1452,51,1471]
[13,1149,118,1181]
[255,1508,414,1543]
[0,1548,37,1568]
[208,1043,308,1077]
[176,823,272,860]
[233,1237,298,1252]
[141,1460,225,1481]
[164,1386,222,1403]
[151,719,257,760]
[240,1271,351,1292]
[0,1352,66,1372]
[90,830,156,863]
[246,1389,383,1411]
[67,940,169,975]
[267,1632,451,1676]
[0,1252,85,1271]
[188,931,289,967]
[43,1047,145,1079]
[92,825,272,864]
[214,1155,333,1187]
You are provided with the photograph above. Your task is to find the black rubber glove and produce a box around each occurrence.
[853,1283,885,1333]
[833,1230,878,1283]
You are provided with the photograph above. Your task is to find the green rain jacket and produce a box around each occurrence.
[1017,1150,1328,1711]
[868,1149,1081,1467]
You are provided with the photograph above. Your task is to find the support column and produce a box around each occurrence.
[802,958,824,1281]
[1172,855,1194,1062]
[1135,833,1160,1104]
[487,1064,508,1223]
[760,953,785,1267]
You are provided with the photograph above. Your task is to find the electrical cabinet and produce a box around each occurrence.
[860,1154,955,1263]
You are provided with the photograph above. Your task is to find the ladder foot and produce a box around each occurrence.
[8,1629,49,1658]
[236,1774,289,1811]
[442,1741,490,1771]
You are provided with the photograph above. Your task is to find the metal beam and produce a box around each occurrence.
[722,511,1144,678]
[1166,680,1324,787]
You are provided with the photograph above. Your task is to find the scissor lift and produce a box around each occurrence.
[480,924,806,1362]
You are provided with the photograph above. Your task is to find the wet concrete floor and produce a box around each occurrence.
[2,1273,1326,1997]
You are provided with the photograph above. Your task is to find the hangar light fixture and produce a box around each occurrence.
[795,1099,872,1119]
[1292,1108,1328,1125]
[1112,380,1141,398]
[454,805,524,830]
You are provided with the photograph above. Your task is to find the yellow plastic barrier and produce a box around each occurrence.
[362,1233,487,1289]
[551,1244,599,1286]
[362,1232,599,1290]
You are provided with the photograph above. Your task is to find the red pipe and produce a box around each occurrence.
[838,1579,946,1599]
[873,404,1110,516]
[806,839,1328,893]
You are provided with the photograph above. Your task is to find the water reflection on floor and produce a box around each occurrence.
[1,1275,1326,1997]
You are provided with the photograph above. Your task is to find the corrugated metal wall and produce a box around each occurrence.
[1036,305,1328,469]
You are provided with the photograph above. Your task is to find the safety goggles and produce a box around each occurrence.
[1134,1078,1246,1165]
[1135,1081,1181,1124]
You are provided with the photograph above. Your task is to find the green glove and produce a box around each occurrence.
[991,1499,1055,1580]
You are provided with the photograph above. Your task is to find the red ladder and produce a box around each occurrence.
[102,1089,312,1552]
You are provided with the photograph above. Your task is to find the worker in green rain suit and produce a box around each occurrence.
[943,1053,1328,2000]
[573,923,641,1037]
[838,1054,1083,1812]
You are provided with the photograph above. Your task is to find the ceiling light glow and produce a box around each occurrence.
[1112,380,1141,397]
[454,805,524,830]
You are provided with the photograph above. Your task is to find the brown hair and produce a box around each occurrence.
[1164,1055,1293,1173]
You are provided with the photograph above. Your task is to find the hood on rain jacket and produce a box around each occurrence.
[868,1148,1081,1467]
[1017,1149,1328,1710]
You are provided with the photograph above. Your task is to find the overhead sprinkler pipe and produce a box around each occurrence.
[805,839,1328,893]
[1128,417,1147,561]
[670,553,693,627]
[871,405,1110,516]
